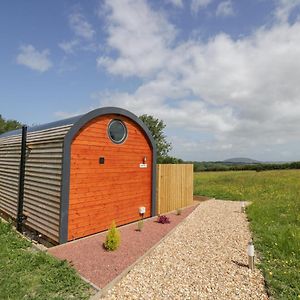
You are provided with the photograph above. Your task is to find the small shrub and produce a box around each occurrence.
[157,215,170,224]
[103,221,120,251]
[137,220,144,231]
[176,208,182,215]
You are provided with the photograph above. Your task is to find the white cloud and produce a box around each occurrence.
[275,0,300,22]
[191,0,212,13]
[92,0,300,161]
[97,0,176,78]
[59,9,97,55]
[16,44,52,72]
[59,40,79,54]
[166,0,184,8]
[69,11,95,40]
[216,0,235,17]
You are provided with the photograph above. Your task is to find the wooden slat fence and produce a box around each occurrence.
[156,164,193,214]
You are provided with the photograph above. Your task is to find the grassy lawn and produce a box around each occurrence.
[0,220,92,300]
[194,170,300,300]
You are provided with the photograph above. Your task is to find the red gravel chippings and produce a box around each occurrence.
[48,205,198,289]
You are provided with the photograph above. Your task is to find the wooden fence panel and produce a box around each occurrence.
[156,164,193,214]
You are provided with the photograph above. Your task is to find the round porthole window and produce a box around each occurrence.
[108,120,127,144]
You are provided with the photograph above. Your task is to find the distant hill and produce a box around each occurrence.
[189,159,300,172]
[223,157,260,164]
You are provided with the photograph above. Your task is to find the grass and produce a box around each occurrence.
[194,170,300,300]
[0,219,92,300]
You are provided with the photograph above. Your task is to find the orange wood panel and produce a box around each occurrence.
[68,114,152,240]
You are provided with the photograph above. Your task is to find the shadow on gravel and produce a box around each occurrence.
[232,260,248,268]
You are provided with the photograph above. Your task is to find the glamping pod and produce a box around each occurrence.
[0,107,156,244]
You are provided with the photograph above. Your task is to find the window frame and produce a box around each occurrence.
[107,119,128,144]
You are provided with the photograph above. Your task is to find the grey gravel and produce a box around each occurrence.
[102,200,268,300]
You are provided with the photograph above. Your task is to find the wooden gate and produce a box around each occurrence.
[156,164,193,214]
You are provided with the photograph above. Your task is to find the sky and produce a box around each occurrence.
[1,0,300,162]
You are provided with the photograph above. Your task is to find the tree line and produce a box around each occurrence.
[189,161,300,172]
[0,115,22,135]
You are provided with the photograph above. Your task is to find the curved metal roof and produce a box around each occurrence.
[0,115,83,138]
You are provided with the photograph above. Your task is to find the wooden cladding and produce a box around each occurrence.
[0,108,157,244]
[0,125,72,242]
[0,137,21,217]
[156,164,193,214]
[68,114,152,241]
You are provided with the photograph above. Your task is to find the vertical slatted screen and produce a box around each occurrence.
[156,164,193,214]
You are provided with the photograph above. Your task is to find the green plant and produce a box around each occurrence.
[137,219,144,231]
[0,114,22,134]
[176,208,182,215]
[103,221,120,251]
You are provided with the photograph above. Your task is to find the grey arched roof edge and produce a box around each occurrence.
[59,107,157,244]
[65,107,156,153]
[0,115,82,138]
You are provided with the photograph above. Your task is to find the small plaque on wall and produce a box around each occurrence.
[139,163,147,168]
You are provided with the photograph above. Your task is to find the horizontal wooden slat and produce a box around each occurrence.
[25,166,62,175]
[24,176,61,187]
[0,160,20,167]
[0,176,18,186]
[24,171,61,181]
[0,124,69,243]
[25,212,59,231]
[0,165,19,172]
[0,124,71,143]
[24,188,61,204]
[0,157,62,164]
[25,218,59,241]
[25,179,61,192]
[0,197,17,212]
[22,191,60,208]
[24,183,61,197]
[0,205,16,217]
[0,187,19,199]
[24,202,60,222]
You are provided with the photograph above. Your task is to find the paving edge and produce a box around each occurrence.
[89,200,214,300]
[79,274,101,294]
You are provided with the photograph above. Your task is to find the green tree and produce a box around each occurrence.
[159,156,184,164]
[139,114,172,163]
[103,221,120,251]
[0,115,22,134]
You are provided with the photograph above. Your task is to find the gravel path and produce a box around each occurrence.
[102,200,268,300]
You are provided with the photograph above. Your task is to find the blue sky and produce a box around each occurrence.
[1,0,300,161]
